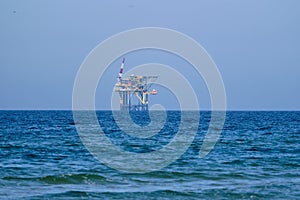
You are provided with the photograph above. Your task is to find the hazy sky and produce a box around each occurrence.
[0,1,299,110]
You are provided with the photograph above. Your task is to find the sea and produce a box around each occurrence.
[0,111,299,199]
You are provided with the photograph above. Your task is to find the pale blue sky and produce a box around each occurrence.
[0,1,299,110]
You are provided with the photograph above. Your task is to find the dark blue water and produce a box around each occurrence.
[0,111,299,199]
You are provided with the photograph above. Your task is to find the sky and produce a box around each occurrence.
[0,0,299,110]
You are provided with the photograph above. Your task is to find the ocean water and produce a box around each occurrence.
[0,111,299,199]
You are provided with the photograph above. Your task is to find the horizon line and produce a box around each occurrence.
[0,109,299,112]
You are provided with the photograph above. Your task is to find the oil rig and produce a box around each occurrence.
[114,58,158,111]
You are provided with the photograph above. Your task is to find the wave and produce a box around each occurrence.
[3,173,108,185]
[30,190,200,200]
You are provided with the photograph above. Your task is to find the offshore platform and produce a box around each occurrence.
[114,58,158,111]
